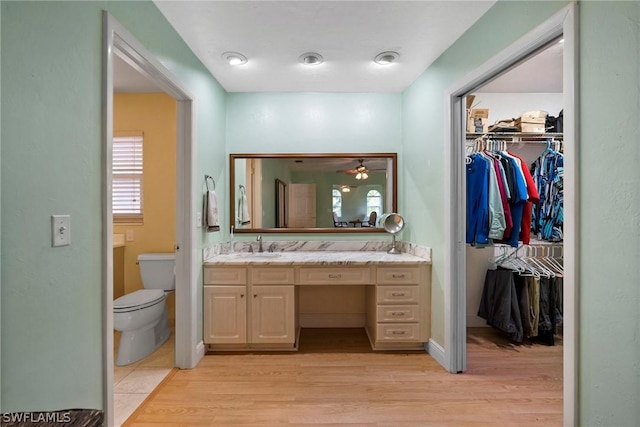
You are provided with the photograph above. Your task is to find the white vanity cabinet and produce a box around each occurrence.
[366,265,431,350]
[204,254,431,352]
[204,265,296,350]
[249,267,296,346]
[204,267,247,344]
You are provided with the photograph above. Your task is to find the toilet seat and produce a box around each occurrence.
[114,289,165,313]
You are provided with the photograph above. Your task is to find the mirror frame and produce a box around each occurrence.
[230,153,397,233]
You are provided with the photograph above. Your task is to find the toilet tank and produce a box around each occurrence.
[137,253,175,290]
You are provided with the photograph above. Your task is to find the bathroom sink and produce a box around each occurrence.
[247,252,282,259]
[229,252,282,259]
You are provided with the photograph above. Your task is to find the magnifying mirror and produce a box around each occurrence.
[383,213,405,254]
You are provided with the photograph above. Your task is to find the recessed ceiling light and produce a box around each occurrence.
[222,51,247,66]
[299,52,324,66]
[374,51,399,65]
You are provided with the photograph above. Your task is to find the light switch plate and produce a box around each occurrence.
[196,212,202,228]
[51,215,71,247]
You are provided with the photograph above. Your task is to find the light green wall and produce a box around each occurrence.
[0,1,226,412]
[403,1,640,425]
[226,93,401,154]
[579,2,640,425]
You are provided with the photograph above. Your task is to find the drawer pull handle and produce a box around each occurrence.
[391,331,406,335]
[328,274,342,279]
[392,274,406,278]
[391,292,406,297]
[391,312,405,316]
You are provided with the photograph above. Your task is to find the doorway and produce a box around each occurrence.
[102,13,198,427]
[444,4,578,426]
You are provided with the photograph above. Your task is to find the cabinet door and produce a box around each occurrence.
[204,286,247,344]
[251,285,295,344]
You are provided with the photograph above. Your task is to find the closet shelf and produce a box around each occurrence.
[466,132,563,141]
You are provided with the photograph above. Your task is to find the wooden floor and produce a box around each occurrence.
[124,328,562,426]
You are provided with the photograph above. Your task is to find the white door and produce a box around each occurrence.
[288,183,316,227]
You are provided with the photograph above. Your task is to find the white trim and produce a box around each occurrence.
[443,3,578,426]
[561,5,579,426]
[102,12,200,426]
[425,339,447,370]
[101,13,115,426]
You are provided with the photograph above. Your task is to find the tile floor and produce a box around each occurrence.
[113,324,174,427]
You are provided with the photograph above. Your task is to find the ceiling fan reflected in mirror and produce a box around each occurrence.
[339,184,358,192]
[336,158,385,180]
[354,160,368,180]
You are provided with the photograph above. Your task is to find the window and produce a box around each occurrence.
[332,189,342,217]
[366,189,382,216]
[113,132,143,224]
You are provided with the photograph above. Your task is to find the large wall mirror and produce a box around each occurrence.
[230,153,397,233]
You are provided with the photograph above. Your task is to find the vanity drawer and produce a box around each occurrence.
[376,266,421,285]
[204,267,247,285]
[251,267,295,285]
[376,305,419,323]
[298,267,371,285]
[376,285,420,304]
[376,323,420,341]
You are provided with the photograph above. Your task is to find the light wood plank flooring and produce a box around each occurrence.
[124,327,562,426]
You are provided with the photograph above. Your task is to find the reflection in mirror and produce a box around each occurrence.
[230,153,397,233]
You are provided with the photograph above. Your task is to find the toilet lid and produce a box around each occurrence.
[114,289,165,310]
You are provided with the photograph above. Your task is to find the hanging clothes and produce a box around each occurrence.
[531,144,564,241]
[465,140,539,247]
[466,153,490,245]
[477,267,562,344]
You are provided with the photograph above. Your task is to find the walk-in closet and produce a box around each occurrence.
[464,39,565,363]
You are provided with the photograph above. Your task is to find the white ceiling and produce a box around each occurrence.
[114,1,562,94]
[476,38,563,93]
[152,0,496,93]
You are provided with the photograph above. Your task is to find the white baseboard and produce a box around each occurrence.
[192,341,205,368]
[425,338,447,370]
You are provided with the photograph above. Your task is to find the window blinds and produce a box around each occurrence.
[113,133,143,223]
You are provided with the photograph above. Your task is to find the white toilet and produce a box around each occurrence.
[114,253,175,366]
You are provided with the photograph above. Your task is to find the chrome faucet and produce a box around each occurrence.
[256,235,263,253]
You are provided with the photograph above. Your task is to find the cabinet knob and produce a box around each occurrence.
[253,294,257,298]
[240,294,244,298]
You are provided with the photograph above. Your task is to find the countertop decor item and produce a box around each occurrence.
[383,213,405,254]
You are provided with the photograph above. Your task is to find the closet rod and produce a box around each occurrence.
[466,132,563,141]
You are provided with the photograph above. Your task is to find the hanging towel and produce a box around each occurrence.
[204,190,220,232]
[238,193,251,225]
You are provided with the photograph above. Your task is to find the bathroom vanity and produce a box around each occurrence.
[203,251,431,352]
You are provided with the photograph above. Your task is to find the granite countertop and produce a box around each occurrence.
[203,251,430,266]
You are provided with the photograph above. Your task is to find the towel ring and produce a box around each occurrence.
[205,175,215,191]
[239,184,246,195]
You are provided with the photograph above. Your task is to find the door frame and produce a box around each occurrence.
[443,3,578,426]
[102,12,201,426]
